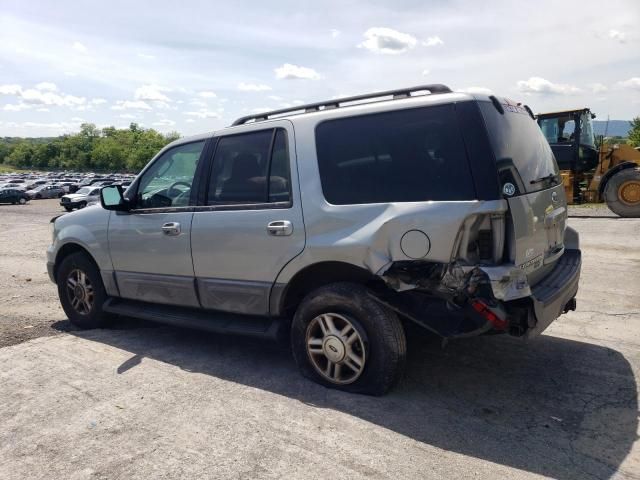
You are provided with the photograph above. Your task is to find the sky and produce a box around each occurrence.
[0,0,638,137]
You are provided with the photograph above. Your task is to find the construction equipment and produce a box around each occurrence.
[537,108,640,217]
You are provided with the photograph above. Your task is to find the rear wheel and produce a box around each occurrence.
[79,201,87,209]
[64,206,73,212]
[604,168,640,217]
[291,282,406,395]
[18,197,26,205]
[56,252,110,329]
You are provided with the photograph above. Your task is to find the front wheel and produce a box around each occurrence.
[56,252,110,329]
[35,194,42,199]
[64,206,73,212]
[291,282,406,396]
[78,201,87,209]
[18,197,27,205]
[604,168,640,218]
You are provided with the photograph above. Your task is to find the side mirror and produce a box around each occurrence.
[100,185,130,211]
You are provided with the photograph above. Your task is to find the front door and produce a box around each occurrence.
[108,139,208,307]
[190,123,305,315]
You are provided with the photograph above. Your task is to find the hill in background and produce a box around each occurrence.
[593,120,631,137]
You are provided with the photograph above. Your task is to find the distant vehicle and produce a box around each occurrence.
[59,186,101,211]
[25,179,48,190]
[26,185,65,199]
[0,188,30,205]
[537,108,640,217]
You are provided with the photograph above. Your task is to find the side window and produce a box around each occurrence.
[315,105,475,205]
[207,128,291,205]
[135,140,205,209]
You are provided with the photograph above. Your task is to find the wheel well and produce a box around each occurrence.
[53,243,98,280]
[278,261,381,317]
[599,161,638,196]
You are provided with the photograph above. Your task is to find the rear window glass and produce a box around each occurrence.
[315,104,476,205]
[479,101,559,194]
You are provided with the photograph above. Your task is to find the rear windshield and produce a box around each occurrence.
[315,104,476,205]
[479,101,559,195]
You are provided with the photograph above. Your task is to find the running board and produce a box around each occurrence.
[102,298,282,340]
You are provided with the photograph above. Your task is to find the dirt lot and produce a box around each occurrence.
[1,199,639,479]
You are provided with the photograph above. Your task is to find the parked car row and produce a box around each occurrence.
[0,170,134,209]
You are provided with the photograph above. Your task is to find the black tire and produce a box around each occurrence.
[35,194,42,199]
[604,168,640,218]
[56,252,110,329]
[64,206,73,212]
[291,282,406,396]
[18,197,27,205]
[79,201,87,209]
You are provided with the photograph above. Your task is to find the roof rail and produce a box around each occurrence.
[231,84,453,126]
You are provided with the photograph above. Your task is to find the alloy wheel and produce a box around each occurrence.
[306,313,367,385]
[66,269,94,315]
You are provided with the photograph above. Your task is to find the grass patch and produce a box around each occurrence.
[0,165,28,174]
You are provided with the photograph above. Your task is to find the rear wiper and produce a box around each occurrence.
[530,173,559,185]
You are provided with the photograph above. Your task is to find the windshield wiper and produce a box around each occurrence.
[530,173,559,185]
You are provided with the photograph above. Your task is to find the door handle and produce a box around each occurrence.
[161,222,181,236]
[267,220,293,236]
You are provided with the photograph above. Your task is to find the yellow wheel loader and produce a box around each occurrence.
[537,108,640,217]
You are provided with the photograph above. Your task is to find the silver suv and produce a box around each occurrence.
[47,85,581,395]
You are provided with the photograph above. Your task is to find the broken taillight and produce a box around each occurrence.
[471,300,508,330]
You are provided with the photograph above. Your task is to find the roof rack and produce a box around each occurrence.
[231,84,453,126]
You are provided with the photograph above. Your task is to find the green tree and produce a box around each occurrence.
[628,117,640,147]
[6,142,35,168]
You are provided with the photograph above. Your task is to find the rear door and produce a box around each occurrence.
[190,122,305,315]
[479,100,567,282]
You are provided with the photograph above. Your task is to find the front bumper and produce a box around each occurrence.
[525,248,581,338]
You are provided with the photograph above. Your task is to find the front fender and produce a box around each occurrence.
[48,206,113,275]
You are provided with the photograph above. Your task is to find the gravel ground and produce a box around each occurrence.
[0,199,639,479]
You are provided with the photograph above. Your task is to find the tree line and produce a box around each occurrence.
[0,123,180,172]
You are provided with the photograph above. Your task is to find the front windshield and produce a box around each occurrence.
[76,187,92,194]
[579,111,596,148]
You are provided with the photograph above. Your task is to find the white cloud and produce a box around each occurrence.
[358,27,417,54]
[3,103,31,111]
[137,53,156,60]
[90,98,107,105]
[119,113,136,119]
[330,29,340,39]
[589,83,608,94]
[20,88,86,107]
[184,109,220,119]
[423,36,444,47]
[0,84,23,95]
[267,95,283,101]
[237,82,272,92]
[35,82,58,91]
[608,29,627,43]
[198,91,217,98]
[36,108,50,112]
[72,41,88,53]
[153,119,176,127]
[185,118,195,123]
[111,100,152,110]
[422,69,430,76]
[134,84,171,102]
[459,86,493,95]
[189,99,207,107]
[274,63,320,80]
[618,77,640,90]
[516,77,581,95]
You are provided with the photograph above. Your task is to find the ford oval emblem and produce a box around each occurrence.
[551,191,559,203]
[503,182,516,196]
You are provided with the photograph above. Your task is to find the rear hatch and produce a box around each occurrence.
[478,99,567,284]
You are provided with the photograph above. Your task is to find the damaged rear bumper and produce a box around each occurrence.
[524,248,581,338]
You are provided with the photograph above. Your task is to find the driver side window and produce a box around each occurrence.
[135,140,205,209]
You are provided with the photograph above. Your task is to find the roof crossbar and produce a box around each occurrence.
[231,84,452,126]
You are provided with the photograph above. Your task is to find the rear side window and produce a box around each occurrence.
[479,101,559,194]
[315,104,476,204]
[207,128,291,205]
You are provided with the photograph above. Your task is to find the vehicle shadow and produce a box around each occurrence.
[53,319,638,480]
